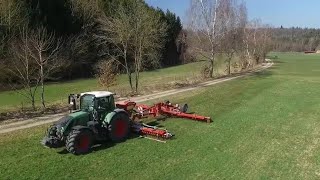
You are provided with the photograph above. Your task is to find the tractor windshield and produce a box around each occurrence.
[80,94,95,111]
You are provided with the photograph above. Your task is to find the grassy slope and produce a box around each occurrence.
[2,53,320,179]
[0,61,206,112]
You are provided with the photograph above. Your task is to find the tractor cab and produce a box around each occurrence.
[79,91,116,113]
[79,91,116,122]
[69,91,116,120]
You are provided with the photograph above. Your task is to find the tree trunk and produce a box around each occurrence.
[227,52,234,75]
[228,58,231,75]
[135,71,139,93]
[40,66,45,110]
[28,85,36,111]
[127,70,133,91]
[135,39,143,93]
[209,58,214,78]
[123,49,133,91]
[31,96,36,111]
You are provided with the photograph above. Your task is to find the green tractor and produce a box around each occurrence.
[41,91,131,155]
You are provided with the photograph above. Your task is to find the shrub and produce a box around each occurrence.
[95,59,118,90]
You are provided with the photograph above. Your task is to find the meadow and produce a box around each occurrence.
[0,56,233,112]
[1,53,320,179]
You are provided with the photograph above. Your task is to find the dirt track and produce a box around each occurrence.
[0,60,273,134]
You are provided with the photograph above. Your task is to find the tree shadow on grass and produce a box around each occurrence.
[250,70,273,78]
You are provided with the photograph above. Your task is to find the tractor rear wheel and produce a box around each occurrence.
[108,113,130,143]
[66,128,93,155]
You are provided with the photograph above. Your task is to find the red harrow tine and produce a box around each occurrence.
[131,122,174,142]
[160,108,211,123]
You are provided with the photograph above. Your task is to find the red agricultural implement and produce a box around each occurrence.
[117,100,212,142]
[42,91,212,154]
[117,100,211,123]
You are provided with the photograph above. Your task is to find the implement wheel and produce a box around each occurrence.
[108,113,130,142]
[66,128,93,155]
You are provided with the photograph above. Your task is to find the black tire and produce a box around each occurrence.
[108,113,130,143]
[66,128,93,155]
[48,126,57,136]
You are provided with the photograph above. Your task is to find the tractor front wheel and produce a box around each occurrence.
[66,128,93,155]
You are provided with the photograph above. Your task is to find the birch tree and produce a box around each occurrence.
[188,0,237,77]
[243,20,272,67]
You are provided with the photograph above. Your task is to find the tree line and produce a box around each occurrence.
[271,27,320,52]
[0,0,274,111]
[187,0,272,78]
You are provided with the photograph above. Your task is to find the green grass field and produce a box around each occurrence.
[2,52,320,179]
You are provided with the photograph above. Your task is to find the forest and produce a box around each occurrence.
[0,0,184,89]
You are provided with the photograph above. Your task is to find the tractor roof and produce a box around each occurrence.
[81,91,114,98]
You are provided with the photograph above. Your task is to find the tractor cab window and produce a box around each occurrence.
[97,97,108,109]
[96,96,115,111]
[80,94,95,111]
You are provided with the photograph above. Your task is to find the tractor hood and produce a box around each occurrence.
[69,111,90,119]
[41,111,91,148]
[62,111,91,135]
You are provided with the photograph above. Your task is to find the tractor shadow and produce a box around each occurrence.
[57,120,168,155]
[57,142,116,155]
[57,140,126,155]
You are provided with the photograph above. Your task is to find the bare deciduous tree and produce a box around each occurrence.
[100,5,134,91]
[243,20,272,67]
[243,19,260,68]
[219,0,238,75]
[188,0,236,78]
[100,0,166,93]
[255,25,272,63]
[219,0,248,75]
[29,27,63,109]
[8,28,40,110]
[131,1,167,92]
